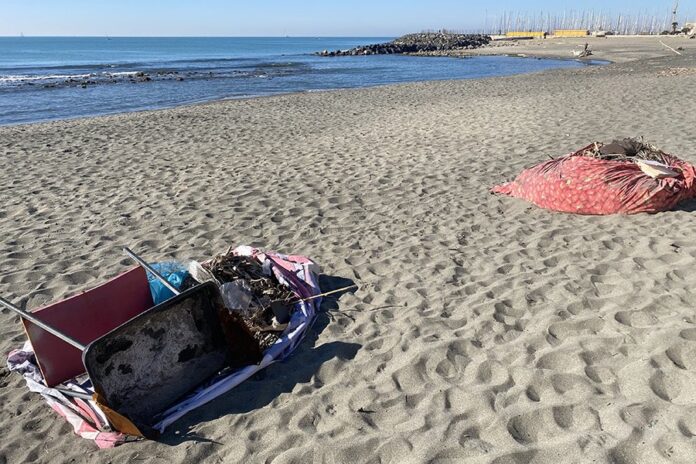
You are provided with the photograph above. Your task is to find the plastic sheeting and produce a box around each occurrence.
[146,261,189,305]
[7,342,128,448]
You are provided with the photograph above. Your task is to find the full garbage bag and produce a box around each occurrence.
[492,141,696,215]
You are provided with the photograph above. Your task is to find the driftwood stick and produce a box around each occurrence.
[298,285,358,303]
[268,284,358,308]
[659,40,682,56]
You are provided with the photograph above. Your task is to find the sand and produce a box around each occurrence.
[1,39,696,463]
[453,35,696,63]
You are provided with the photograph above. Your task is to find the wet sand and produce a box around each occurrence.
[1,38,696,463]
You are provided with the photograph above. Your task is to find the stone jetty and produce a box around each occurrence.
[318,32,491,57]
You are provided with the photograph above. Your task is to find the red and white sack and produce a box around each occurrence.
[492,143,696,215]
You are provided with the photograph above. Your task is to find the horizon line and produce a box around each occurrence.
[0,34,401,38]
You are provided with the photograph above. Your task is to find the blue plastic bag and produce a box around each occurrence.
[147,262,190,305]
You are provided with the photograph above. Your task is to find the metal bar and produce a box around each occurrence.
[122,247,181,296]
[0,296,86,351]
[54,387,94,400]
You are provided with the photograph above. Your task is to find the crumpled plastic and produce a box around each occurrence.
[146,261,189,305]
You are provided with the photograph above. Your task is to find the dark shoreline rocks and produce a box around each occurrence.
[318,32,491,57]
[35,71,189,89]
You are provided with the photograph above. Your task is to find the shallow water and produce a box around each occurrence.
[0,37,595,125]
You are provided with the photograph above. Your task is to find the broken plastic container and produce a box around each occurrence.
[220,280,253,315]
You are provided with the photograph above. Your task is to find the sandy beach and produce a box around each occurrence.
[449,35,696,63]
[1,38,696,463]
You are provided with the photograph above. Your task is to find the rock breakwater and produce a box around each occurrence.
[318,33,491,56]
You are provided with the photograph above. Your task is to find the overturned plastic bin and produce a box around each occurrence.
[1,251,260,438]
[83,282,245,436]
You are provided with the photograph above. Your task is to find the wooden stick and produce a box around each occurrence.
[660,40,682,55]
[271,284,358,307]
[298,285,358,303]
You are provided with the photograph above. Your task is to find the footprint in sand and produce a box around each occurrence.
[649,370,683,402]
[614,310,659,328]
[666,343,696,370]
[507,404,598,444]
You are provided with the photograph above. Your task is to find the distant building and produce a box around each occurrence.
[505,31,546,39]
[553,30,589,38]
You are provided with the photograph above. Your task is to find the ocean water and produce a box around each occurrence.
[0,37,596,125]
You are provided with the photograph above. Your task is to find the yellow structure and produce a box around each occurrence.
[505,31,546,39]
[553,29,589,37]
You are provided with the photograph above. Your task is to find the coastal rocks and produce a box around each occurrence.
[132,71,151,82]
[318,32,491,57]
[37,71,188,89]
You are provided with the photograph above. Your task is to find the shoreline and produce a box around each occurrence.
[2,54,598,128]
[5,35,692,127]
[2,40,696,463]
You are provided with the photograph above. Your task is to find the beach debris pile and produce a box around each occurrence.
[318,32,491,56]
[197,248,296,350]
[583,138,670,162]
[572,43,593,58]
[492,138,696,215]
[4,245,323,446]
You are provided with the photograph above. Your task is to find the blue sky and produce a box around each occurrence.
[1,0,692,36]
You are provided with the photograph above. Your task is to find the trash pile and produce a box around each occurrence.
[3,245,338,447]
[492,138,696,214]
[582,138,672,162]
[199,248,297,350]
[572,43,593,58]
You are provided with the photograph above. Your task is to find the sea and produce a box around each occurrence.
[0,37,599,126]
